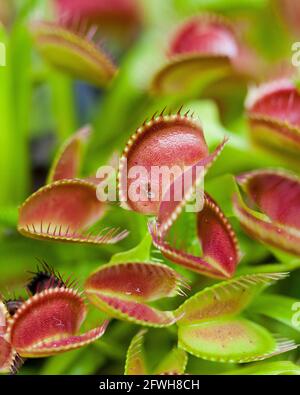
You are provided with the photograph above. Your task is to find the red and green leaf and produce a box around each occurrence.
[152,15,240,95]
[124,330,147,375]
[85,261,188,303]
[118,111,209,215]
[125,331,188,375]
[151,55,231,96]
[178,317,296,363]
[150,193,239,279]
[7,287,108,357]
[237,169,300,229]
[18,179,128,245]
[246,78,300,157]
[85,261,187,327]
[177,272,296,362]
[31,21,117,87]
[47,125,91,183]
[54,0,141,40]
[233,169,300,256]
[176,272,288,325]
[156,138,228,237]
[85,293,178,328]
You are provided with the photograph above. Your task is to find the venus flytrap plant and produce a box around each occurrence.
[18,126,128,245]
[84,235,189,327]
[125,330,147,375]
[233,169,300,257]
[118,109,227,215]
[85,261,186,327]
[175,272,297,363]
[2,0,300,377]
[0,264,109,374]
[246,78,300,161]
[18,178,115,244]
[151,14,249,96]
[125,330,188,375]
[30,19,117,87]
[47,125,91,183]
[117,109,239,278]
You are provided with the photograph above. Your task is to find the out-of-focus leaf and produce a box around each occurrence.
[48,71,77,141]
[31,22,117,87]
[41,348,86,375]
[47,125,91,183]
[238,260,300,275]
[10,22,32,202]
[206,174,238,217]
[0,26,14,205]
[182,101,298,175]
[0,206,18,228]
[154,347,187,375]
[223,361,300,375]
[233,170,300,257]
[125,330,147,375]
[173,0,268,13]
[249,294,300,332]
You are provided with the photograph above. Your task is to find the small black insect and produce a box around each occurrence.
[26,260,66,295]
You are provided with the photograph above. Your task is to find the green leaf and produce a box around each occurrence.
[109,233,153,264]
[40,349,86,375]
[173,0,267,13]
[47,125,91,183]
[249,294,300,332]
[223,361,300,375]
[178,317,279,363]
[125,330,148,375]
[10,21,35,201]
[31,22,117,88]
[154,347,188,375]
[176,273,287,325]
[0,26,14,205]
[48,71,77,141]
